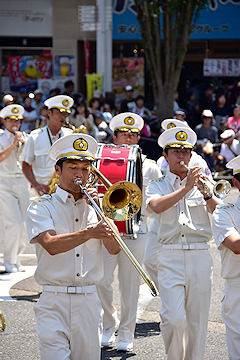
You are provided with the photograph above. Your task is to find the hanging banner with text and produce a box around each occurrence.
[203,58,240,77]
[86,74,102,105]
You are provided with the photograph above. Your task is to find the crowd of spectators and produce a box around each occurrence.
[1,78,240,175]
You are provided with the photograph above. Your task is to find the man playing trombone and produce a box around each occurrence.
[145,126,222,360]
[26,134,120,360]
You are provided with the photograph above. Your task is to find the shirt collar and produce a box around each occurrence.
[55,185,84,204]
[46,125,62,138]
[166,171,187,186]
[5,129,14,139]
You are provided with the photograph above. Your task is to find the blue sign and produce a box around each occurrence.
[113,0,240,40]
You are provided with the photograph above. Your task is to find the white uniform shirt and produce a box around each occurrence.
[212,196,240,280]
[219,140,240,163]
[21,126,72,184]
[146,172,212,244]
[26,186,103,286]
[0,129,24,176]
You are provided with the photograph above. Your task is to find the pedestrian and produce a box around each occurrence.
[0,104,29,273]
[97,112,161,352]
[26,133,120,360]
[212,155,240,360]
[21,95,73,196]
[145,126,222,359]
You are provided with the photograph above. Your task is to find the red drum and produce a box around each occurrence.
[94,144,142,237]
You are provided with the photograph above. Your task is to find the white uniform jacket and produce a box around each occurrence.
[26,186,103,286]
[21,126,72,184]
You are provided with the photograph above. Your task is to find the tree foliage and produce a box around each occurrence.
[134,0,208,120]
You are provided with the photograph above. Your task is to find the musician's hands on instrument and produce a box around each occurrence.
[84,188,100,207]
[13,131,24,147]
[185,166,201,190]
[34,183,50,196]
[87,219,116,242]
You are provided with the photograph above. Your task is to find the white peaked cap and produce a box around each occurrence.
[158,126,197,149]
[49,134,98,162]
[109,112,144,133]
[44,95,74,113]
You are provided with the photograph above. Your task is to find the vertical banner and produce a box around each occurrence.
[84,40,91,75]
[86,74,102,105]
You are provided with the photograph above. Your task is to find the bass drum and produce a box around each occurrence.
[94,144,142,237]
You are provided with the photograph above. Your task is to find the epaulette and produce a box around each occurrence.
[30,128,43,135]
[0,130,4,135]
[30,194,52,203]
[146,158,156,164]
[217,203,234,209]
[150,175,165,183]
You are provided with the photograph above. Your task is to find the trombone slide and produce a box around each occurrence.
[74,178,158,297]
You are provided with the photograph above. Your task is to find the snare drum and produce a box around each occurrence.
[94,144,142,237]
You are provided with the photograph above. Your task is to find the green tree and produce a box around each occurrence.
[134,0,207,121]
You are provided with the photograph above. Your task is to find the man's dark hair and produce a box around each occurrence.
[56,159,64,170]
[64,80,74,89]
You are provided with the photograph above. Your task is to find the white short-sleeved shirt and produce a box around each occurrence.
[26,186,103,286]
[145,172,212,244]
[212,196,240,280]
[21,126,72,184]
[219,140,240,163]
[0,129,24,176]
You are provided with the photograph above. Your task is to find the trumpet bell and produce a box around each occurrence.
[214,179,231,199]
[102,181,142,221]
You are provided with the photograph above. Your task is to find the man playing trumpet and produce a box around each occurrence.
[0,104,29,273]
[145,127,222,360]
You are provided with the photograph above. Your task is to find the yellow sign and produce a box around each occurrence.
[86,74,102,105]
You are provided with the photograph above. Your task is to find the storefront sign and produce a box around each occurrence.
[112,0,240,40]
[86,74,102,105]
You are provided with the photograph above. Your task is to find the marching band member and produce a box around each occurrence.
[26,134,120,360]
[97,112,161,352]
[0,104,29,273]
[212,155,240,360]
[21,95,73,196]
[144,118,214,288]
[145,127,221,359]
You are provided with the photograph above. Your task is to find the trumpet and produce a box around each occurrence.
[74,175,158,297]
[180,161,231,199]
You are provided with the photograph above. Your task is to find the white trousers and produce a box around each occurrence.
[221,280,240,360]
[0,177,29,264]
[143,229,159,292]
[96,234,146,343]
[157,249,212,360]
[34,291,102,360]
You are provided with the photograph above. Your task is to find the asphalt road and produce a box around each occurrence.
[1,187,238,360]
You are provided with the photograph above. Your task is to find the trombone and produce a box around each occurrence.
[180,161,231,199]
[75,168,158,297]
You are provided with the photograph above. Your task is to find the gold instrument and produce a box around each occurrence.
[74,175,158,296]
[0,311,6,331]
[180,161,231,199]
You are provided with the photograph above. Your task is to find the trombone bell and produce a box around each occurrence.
[102,181,142,222]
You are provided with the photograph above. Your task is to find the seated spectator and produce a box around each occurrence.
[49,88,61,97]
[35,106,48,128]
[94,110,112,143]
[20,96,38,133]
[72,92,85,105]
[174,108,188,122]
[211,92,232,129]
[101,99,116,116]
[62,80,74,96]
[2,94,15,107]
[32,89,44,118]
[132,95,152,118]
[194,109,218,144]
[88,97,100,115]
[227,104,240,134]
[196,139,217,173]
[199,84,214,114]
[218,129,240,166]
[120,85,135,112]
[69,101,94,134]
[185,92,199,129]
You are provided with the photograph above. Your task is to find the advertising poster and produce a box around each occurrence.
[54,56,75,77]
[112,57,144,99]
[204,58,240,77]
[86,74,102,105]
[8,55,52,91]
[37,77,75,101]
